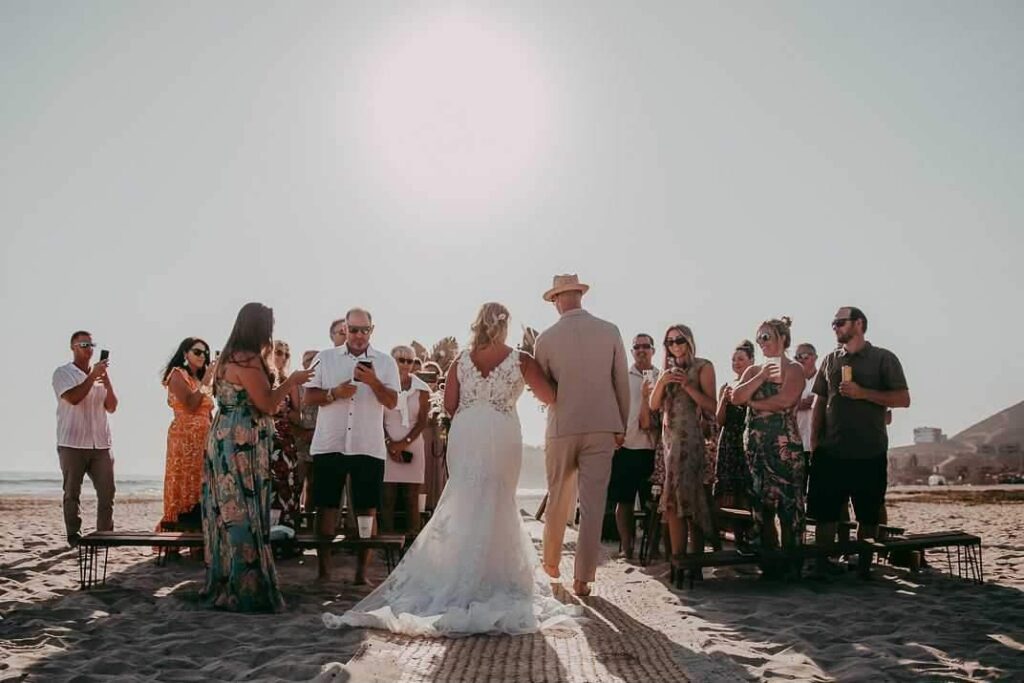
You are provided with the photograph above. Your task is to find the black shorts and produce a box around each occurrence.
[807,449,887,526]
[607,448,656,505]
[311,453,385,511]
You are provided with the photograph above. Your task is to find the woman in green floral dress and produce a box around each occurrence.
[201,303,315,612]
[731,318,806,575]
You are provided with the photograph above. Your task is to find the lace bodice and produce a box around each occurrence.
[455,350,524,416]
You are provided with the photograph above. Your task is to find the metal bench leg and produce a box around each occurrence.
[78,544,86,589]
[101,547,109,585]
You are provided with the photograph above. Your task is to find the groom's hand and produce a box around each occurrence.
[614,433,625,448]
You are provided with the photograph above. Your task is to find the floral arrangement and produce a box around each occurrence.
[427,389,451,443]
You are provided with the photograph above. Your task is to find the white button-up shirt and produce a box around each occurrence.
[622,365,659,450]
[52,363,112,449]
[306,345,400,460]
[796,370,817,452]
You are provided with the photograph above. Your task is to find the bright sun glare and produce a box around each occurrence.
[361,13,553,210]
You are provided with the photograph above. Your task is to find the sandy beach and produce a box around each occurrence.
[1,492,1022,682]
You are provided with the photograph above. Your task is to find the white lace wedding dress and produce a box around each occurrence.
[322,350,581,637]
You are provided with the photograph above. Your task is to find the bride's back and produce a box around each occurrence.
[456,347,524,416]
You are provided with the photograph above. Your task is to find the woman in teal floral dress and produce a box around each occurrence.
[650,324,719,576]
[201,303,314,612]
[731,318,806,575]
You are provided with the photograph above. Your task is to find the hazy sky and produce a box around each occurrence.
[2,2,1022,475]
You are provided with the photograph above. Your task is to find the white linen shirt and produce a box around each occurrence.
[796,371,817,452]
[622,365,659,450]
[52,363,112,449]
[306,345,400,460]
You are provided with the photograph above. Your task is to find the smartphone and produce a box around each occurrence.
[354,359,372,382]
[310,357,321,370]
[99,349,110,363]
[415,371,439,383]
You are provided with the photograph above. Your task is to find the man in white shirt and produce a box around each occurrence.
[304,308,399,583]
[52,331,118,546]
[607,333,659,560]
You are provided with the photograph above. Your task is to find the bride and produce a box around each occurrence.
[323,302,581,637]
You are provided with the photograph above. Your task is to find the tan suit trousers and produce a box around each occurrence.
[543,432,615,582]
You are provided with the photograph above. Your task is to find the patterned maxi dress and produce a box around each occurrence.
[201,380,284,612]
[714,398,751,500]
[659,359,717,539]
[743,380,806,547]
[270,393,301,529]
[159,368,214,532]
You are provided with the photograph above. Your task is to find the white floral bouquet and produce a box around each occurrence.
[428,389,451,443]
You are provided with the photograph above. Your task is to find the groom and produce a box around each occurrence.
[535,274,630,596]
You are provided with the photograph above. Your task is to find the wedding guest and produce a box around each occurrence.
[649,324,719,577]
[52,331,117,547]
[731,318,805,577]
[270,340,302,529]
[303,307,399,583]
[794,343,819,470]
[381,346,431,534]
[158,337,215,539]
[201,303,314,612]
[607,333,659,560]
[809,307,910,578]
[295,349,320,511]
[330,318,347,348]
[419,361,449,510]
[714,340,755,546]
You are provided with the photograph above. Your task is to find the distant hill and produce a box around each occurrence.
[889,399,1023,484]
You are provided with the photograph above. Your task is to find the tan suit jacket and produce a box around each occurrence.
[535,309,630,438]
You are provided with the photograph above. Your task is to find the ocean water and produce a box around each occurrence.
[0,471,550,506]
[0,471,164,497]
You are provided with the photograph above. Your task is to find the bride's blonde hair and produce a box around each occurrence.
[469,302,510,351]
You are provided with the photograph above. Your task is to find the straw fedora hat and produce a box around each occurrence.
[543,274,590,302]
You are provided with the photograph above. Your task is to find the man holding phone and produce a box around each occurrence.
[52,331,118,547]
[303,308,400,583]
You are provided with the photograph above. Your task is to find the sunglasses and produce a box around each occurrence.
[664,336,689,347]
[395,358,416,365]
[632,343,653,351]
[795,353,815,361]
[348,325,372,335]
[757,333,773,343]
[75,342,97,349]
[831,318,852,329]
[274,349,290,357]
[189,348,208,357]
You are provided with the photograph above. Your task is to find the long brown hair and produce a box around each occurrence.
[662,323,696,371]
[219,302,274,382]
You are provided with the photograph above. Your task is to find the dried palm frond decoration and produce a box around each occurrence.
[520,326,540,356]
[430,336,460,371]
[410,340,429,360]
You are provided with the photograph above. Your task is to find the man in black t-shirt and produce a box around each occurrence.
[809,306,910,578]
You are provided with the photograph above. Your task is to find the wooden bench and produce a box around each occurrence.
[77,531,406,589]
[77,531,205,588]
[875,531,983,583]
[289,533,406,573]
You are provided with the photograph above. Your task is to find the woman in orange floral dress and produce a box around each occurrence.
[159,337,215,537]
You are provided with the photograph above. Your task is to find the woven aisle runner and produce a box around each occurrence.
[339,531,703,683]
